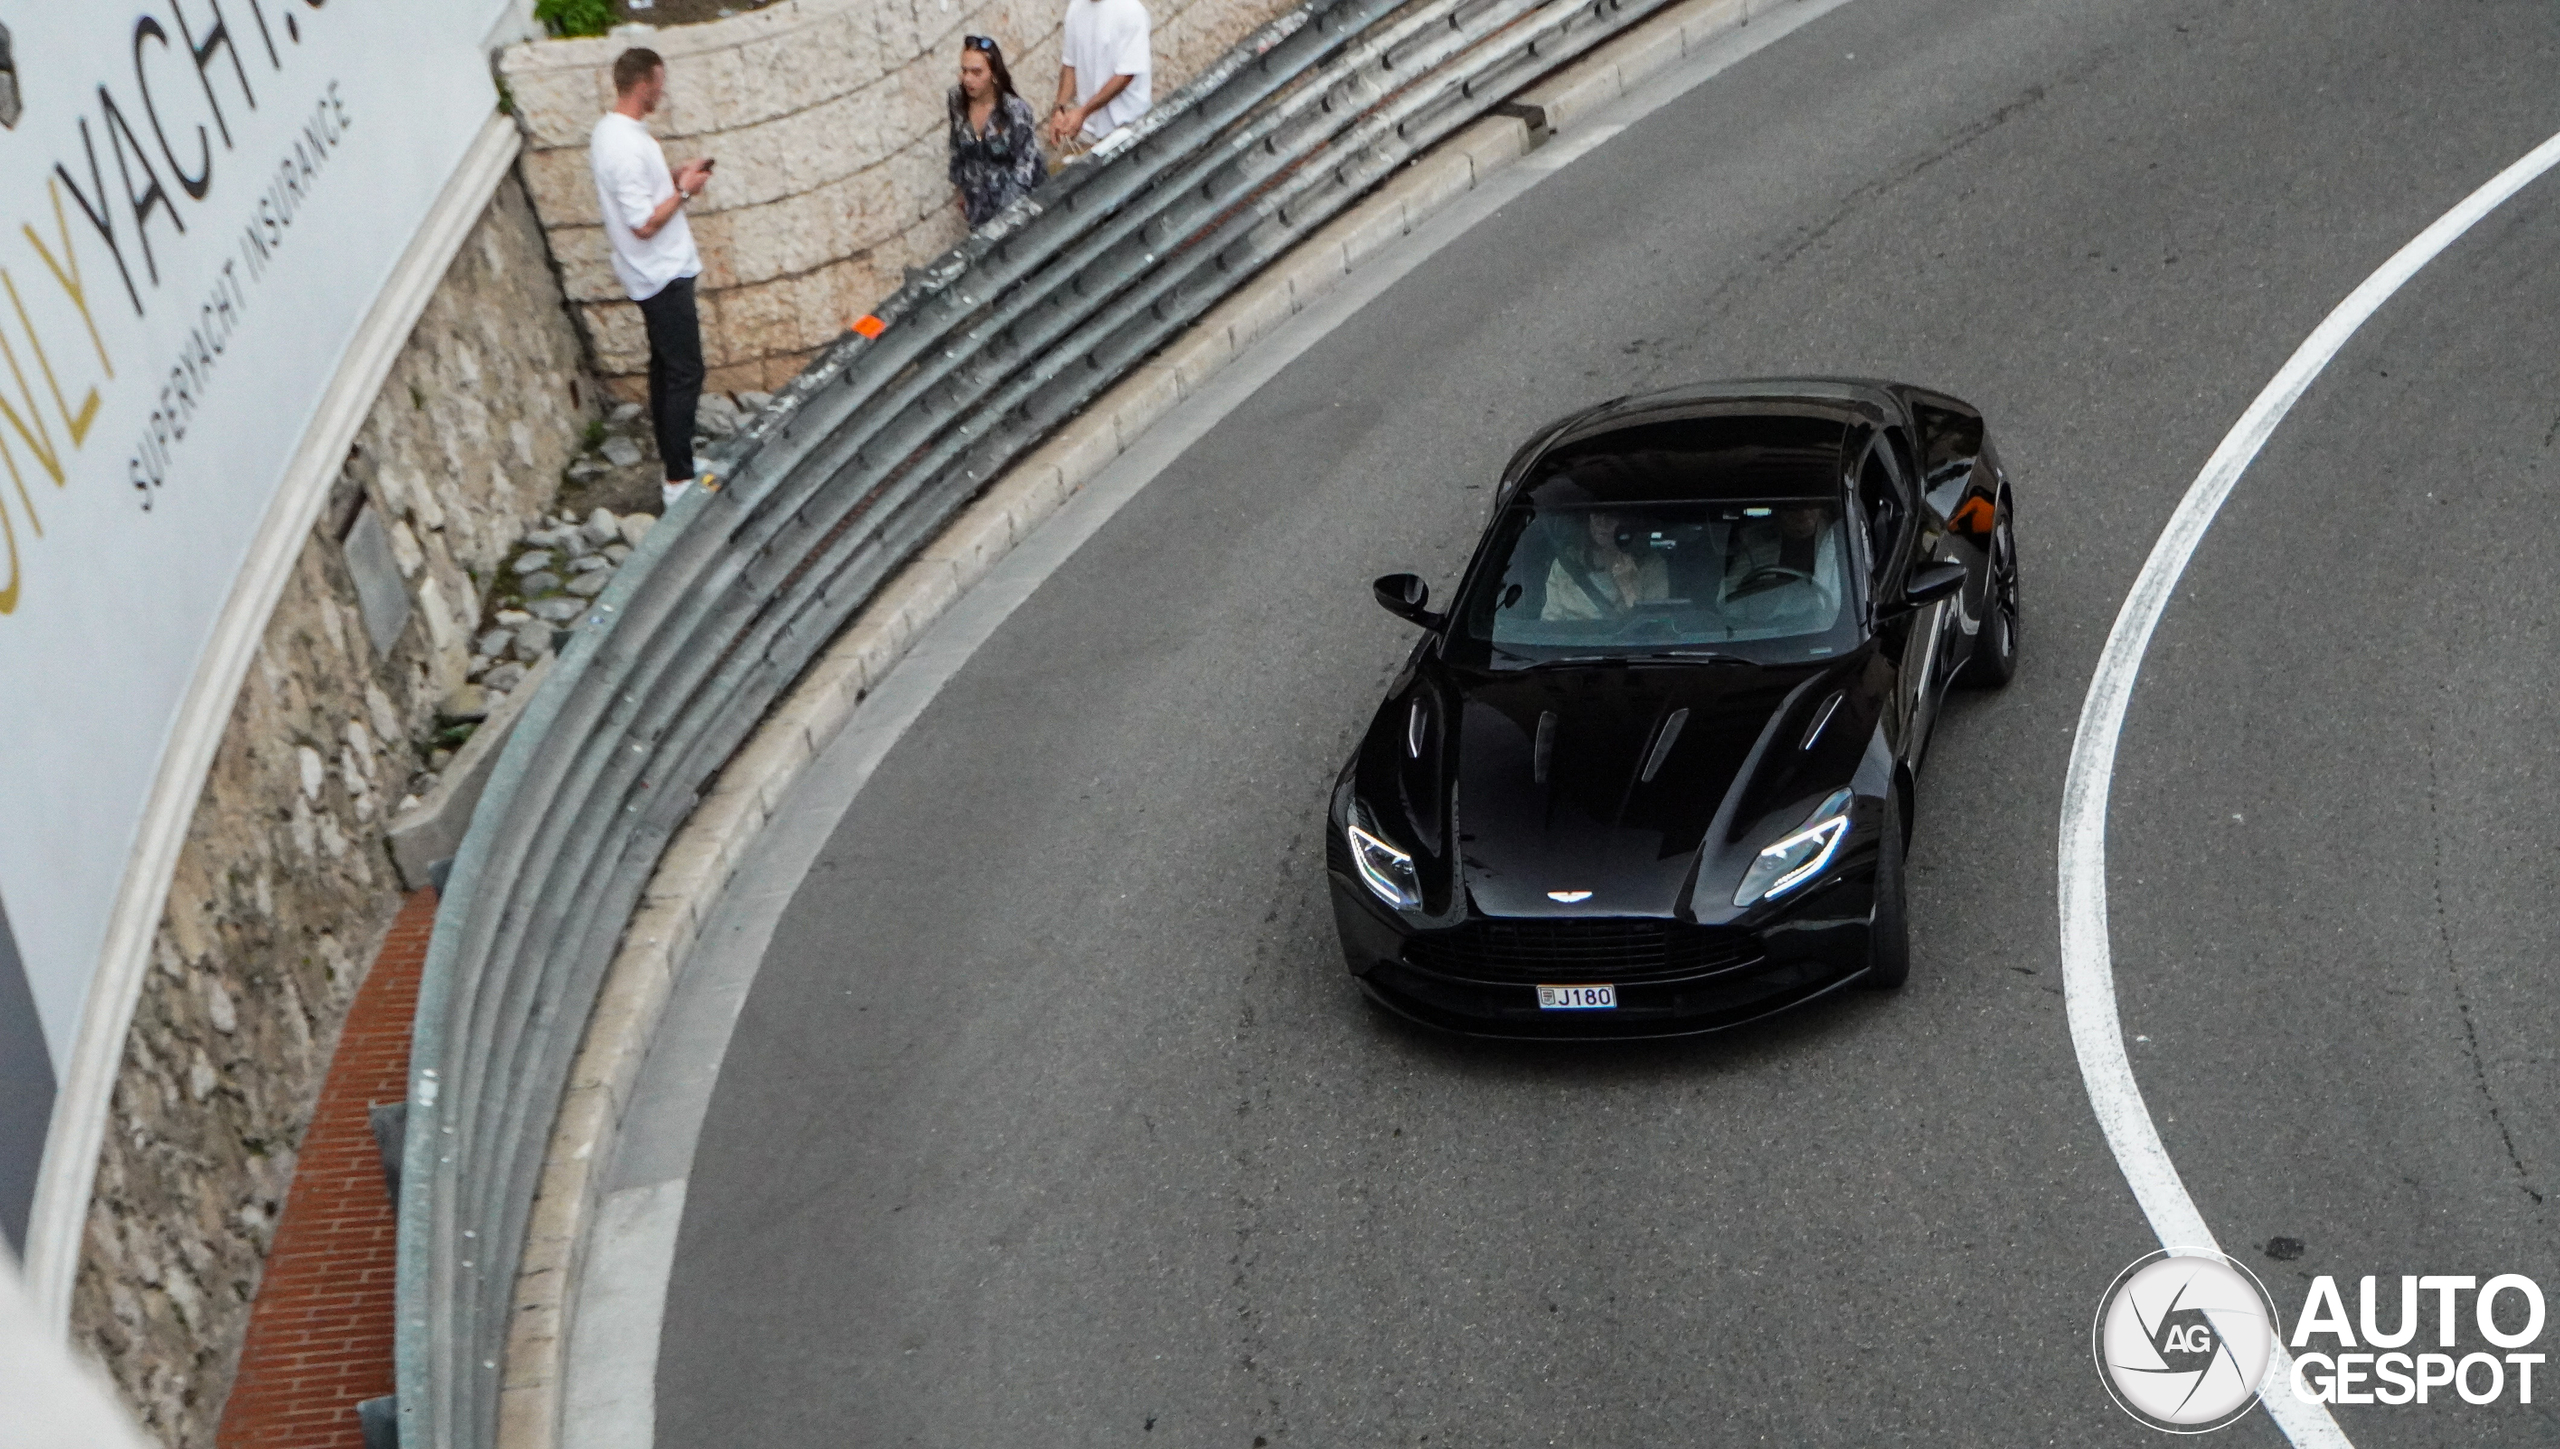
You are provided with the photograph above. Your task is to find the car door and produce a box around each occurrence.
[1907,389,1999,628]
[1895,424,1970,729]
[1865,436,1959,767]
[1854,441,1927,763]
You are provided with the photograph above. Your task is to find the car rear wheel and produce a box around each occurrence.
[1963,506,2020,688]
[1865,794,1910,989]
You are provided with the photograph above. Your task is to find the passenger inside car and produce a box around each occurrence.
[1540,510,1670,620]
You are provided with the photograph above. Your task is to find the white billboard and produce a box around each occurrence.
[0,0,525,1304]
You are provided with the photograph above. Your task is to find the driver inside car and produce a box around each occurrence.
[1710,504,1853,634]
[1540,510,1671,620]
[1723,504,1826,585]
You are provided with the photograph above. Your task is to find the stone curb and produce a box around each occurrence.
[497,0,1780,1439]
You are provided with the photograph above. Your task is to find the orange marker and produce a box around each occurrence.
[850,314,886,339]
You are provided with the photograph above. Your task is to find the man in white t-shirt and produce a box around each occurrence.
[1045,0,1152,151]
[590,47,715,509]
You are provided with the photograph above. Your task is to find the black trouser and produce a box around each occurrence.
[637,274,704,484]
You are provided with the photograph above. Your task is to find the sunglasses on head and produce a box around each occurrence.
[963,34,997,51]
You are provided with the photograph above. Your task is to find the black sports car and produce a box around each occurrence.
[1328,379,2019,1038]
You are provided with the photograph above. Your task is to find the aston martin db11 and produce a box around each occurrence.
[1327,379,2019,1037]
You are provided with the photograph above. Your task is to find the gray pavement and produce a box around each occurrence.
[646,0,2560,1442]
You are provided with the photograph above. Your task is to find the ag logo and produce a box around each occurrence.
[2154,1308,2221,1367]
[2094,1248,2279,1432]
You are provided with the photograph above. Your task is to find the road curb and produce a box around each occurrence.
[497,0,1788,1439]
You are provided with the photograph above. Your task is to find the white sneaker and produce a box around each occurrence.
[661,479,692,510]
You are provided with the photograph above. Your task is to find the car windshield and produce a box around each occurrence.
[1448,499,1862,667]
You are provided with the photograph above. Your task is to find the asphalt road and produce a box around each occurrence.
[653,0,2560,1442]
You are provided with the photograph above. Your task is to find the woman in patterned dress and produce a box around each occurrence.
[948,35,1043,228]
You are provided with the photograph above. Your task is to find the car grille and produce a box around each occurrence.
[1403,918,1761,984]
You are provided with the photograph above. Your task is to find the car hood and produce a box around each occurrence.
[1363,654,1881,922]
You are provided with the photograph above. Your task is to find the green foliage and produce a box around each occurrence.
[535,0,615,38]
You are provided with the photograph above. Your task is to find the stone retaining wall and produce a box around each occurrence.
[66,173,596,1449]
[498,0,1298,400]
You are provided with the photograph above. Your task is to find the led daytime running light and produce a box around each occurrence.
[1346,814,1422,910]
[1733,790,1854,905]
[1763,817,1848,898]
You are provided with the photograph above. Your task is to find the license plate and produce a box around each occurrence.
[1536,984,1616,1010]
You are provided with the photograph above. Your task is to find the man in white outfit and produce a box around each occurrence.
[1046,0,1152,154]
[590,47,714,510]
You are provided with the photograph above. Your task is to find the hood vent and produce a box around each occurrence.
[1533,710,1556,784]
[1639,708,1689,783]
[1801,691,1843,752]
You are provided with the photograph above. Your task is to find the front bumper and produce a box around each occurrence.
[1327,866,1876,1039]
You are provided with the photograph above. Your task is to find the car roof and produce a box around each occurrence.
[1508,379,1902,508]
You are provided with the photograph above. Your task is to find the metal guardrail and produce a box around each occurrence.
[394,0,1677,1440]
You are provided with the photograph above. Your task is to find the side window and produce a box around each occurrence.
[1912,401,1984,513]
[1888,427,1945,550]
[1858,450,1904,569]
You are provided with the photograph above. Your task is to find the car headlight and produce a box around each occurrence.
[1345,807,1422,910]
[1732,789,1854,906]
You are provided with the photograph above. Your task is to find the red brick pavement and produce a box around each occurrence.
[215,889,436,1449]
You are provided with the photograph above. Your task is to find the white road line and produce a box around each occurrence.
[2057,127,2560,1448]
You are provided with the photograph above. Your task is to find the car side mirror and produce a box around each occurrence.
[1900,560,1967,609]
[1372,573,1444,630]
